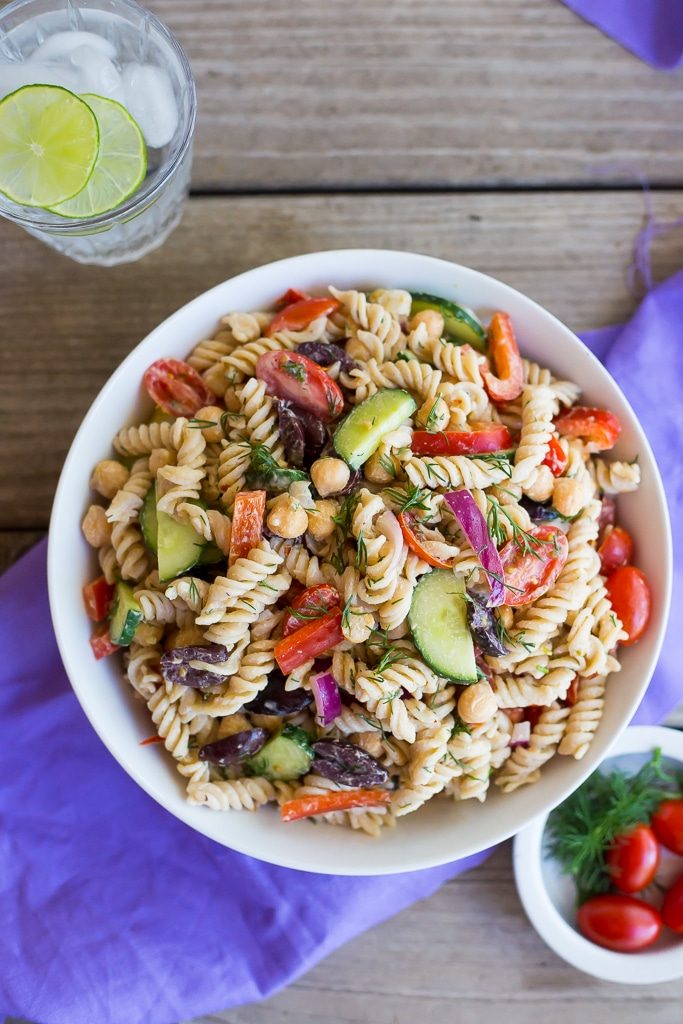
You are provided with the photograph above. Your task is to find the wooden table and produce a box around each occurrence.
[3,1,683,1021]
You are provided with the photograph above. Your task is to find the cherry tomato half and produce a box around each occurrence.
[606,824,660,894]
[274,287,309,308]
[282,584,341,637]
[542,435,568,477]
[481,311,524,403]
[410,424,513,457]
[564,678,579,706]
[577,894,663,952]
[256,350,344,421]
[598,525,634,575]
[498,524,569,606]
[662,874,683,934]
[605,566,651,646]
[651,800,683,856]
[554,406,621,451]
[266,297,339,337]
[397,511,453,569]
[143,358,213,418]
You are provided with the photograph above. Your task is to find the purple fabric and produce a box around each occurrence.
[2,268,682,1024]
[562,0,683,68]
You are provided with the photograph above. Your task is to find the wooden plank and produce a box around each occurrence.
[1,189,681,530]
[144,0,683,189]
[184,846,683,1024]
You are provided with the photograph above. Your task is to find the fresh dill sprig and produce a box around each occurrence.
[379,687,402,705]
[355,528,368,570]
[282,359,306,382]
[384,484,432,516]
[188,417,218,429]
[471,452,513,478]
[424,396,442,431]
[494,613,534,654]
[378,452,398,478]
[285,598,330,622]
[341,593,354,631]
[545,748,683,905]
[367,628,406,676]
[188,579,199,606]
[486,495,554,557]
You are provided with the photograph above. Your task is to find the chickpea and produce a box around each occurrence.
[134,622,165,647]
[194,405,225,443]
[90,459,129,499]
[457,681,497,725]
[267,494,309,539]
[310,457,351,497]
[307,499,338,542]
[364,450,398,484]
[553,477,585,518]
[350,731,383,759]
[216,713,251,739]
[149,447,173,475]
[223,384,242,413]
[415,395,449,432]
[81,504,112,548]
[172,624,205,648]
[203,362,227,396]
[341,606,374,643]
[525,464,555,503]
[410,308,444,338]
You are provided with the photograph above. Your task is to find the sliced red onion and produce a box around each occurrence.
[311,670,342,725]
[444,489,505,607]
[510,721,531,748]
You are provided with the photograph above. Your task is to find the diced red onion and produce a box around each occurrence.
[444,489,505,606]
[510,721,531,748]
[311,670,342,725]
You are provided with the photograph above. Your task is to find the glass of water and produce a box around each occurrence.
[0,0,196,265]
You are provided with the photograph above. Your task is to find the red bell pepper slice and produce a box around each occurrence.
[228,490,266,565]
[397,511,453,569]
[83,575,116,621]
[266,297,340,337]
[554,406,621,451]
[410,423,513,457]
[274,287,310,308]
[542,435,568,477]
[274,607,344,673]
[482,312,524,403]
[281,788,391,822]
[90,626,120,661]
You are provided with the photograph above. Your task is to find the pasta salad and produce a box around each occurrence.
[81,286,651,835]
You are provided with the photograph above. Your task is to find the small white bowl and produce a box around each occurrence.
[514,725,683,984]
[48,250,672,875]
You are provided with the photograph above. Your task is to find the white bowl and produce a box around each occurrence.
[514,725,683,983]
[48,249,672,875]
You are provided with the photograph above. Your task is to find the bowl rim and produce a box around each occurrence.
[513,725,683,984]
[47,248,673,874]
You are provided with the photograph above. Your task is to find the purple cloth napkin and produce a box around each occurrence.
[562,0,683,68]
[2,268,682,1024]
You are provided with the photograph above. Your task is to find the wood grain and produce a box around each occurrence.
[143,0,683,190]
[2,189,682,529]
[183,846,683,1024]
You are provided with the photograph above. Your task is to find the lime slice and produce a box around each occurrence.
[0,84,99,207]
[50,94,147,219]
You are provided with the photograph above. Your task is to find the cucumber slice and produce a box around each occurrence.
[197,542,223,566]
[411,293,487,352]
[109,581,142,646]
[140,484,158,554]
[246,725,313,781]
[333,389,417,469]
[408,571,477,682]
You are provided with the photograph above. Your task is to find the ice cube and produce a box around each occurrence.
[0,60,80,99]
[69,44,124,103]
[121,63,178,148]
[30,31,116,63]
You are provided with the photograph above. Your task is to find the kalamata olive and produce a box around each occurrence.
[160,644,230,690]
[465,590,507,657]
[277,401,306,467]
[311,739,389,787]
[519,497,560,523]
[297,341,358,374]
[243,671,313,716]
[199,728,268,765]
